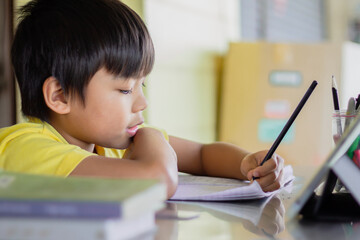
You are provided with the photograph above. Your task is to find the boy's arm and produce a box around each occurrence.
[169,136,248,179]
[169,136,284,192]
[70,128,178,198]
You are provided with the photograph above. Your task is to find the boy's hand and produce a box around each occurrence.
[240,150,284,192]
[123,127,178,197]
[125,127,177,162]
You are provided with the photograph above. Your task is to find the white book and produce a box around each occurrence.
[0,211,155,240]
[170,165,294,201]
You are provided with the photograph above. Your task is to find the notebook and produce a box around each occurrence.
[170,165,294,201]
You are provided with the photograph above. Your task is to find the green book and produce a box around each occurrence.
[0,170,166,219]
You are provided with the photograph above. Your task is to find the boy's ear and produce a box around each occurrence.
[42,77,71,114]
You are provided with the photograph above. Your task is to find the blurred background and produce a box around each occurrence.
[2,0,360,166]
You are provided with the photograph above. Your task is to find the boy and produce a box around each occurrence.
[0,0,284,198]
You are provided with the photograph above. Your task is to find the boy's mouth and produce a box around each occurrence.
[126,125,139,137]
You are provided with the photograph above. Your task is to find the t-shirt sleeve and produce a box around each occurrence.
[1,132,95,176]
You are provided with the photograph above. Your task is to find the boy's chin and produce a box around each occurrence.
[97,137,132,150]
[111,137,133,150]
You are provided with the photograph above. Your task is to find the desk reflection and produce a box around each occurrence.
[288,219,360,240]
[155,194,285,239]
[241,195,285,237]
[155,203,179,240]
[155,202,199,240]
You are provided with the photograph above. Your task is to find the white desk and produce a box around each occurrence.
[154,166,360,240]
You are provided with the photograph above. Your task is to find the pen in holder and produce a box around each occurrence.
[332,109,359,192]
[332,110,357,145]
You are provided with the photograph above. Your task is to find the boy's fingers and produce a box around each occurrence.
[252,154,284,178]
[242,156,260,179]
[243,152,284,181]
[246,169,256,180]
[245,160,276,180]
[257,169,284,192]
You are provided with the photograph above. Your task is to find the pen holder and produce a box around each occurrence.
[332,110,358,145]
[332,110,360,192]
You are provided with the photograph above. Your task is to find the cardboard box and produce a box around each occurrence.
[219,42,345,166]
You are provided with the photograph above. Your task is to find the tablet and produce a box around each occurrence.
[287,111,360,220]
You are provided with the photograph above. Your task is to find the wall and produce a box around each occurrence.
[143,0,240,143]
[122,0,143,17]
[326,0,360,107]
[241,0,325,42]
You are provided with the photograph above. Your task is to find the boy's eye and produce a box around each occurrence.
[119,89,132,94]
[142,83,146,88]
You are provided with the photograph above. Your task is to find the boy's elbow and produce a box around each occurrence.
[149,152,178,199]
[154,161,178,199]
[165,173,178,199]
[147,163,178,199]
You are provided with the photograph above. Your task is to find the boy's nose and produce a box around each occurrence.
[133,93,148,113]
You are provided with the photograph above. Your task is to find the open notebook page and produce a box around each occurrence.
[170,165,294,201]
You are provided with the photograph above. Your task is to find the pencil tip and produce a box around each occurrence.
[332,75,338,89]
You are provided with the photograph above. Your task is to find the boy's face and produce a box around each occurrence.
[60,68,147,150]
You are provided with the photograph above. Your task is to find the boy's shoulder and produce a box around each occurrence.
[0,119,66,144]
[0,119,94,176]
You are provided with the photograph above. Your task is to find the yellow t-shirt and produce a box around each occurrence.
[0,119,167,177]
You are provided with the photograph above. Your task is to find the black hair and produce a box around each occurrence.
[11,0,154,121]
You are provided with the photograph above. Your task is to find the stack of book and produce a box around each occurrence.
[0,170,167,240]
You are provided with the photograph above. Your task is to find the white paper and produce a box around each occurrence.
[170,165,294,201]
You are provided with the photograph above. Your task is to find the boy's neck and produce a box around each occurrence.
[48,117,96,153]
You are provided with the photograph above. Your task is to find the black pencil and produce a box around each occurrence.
[332,75,340,111]
[332,75,342,136]
[259,80,318,167]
